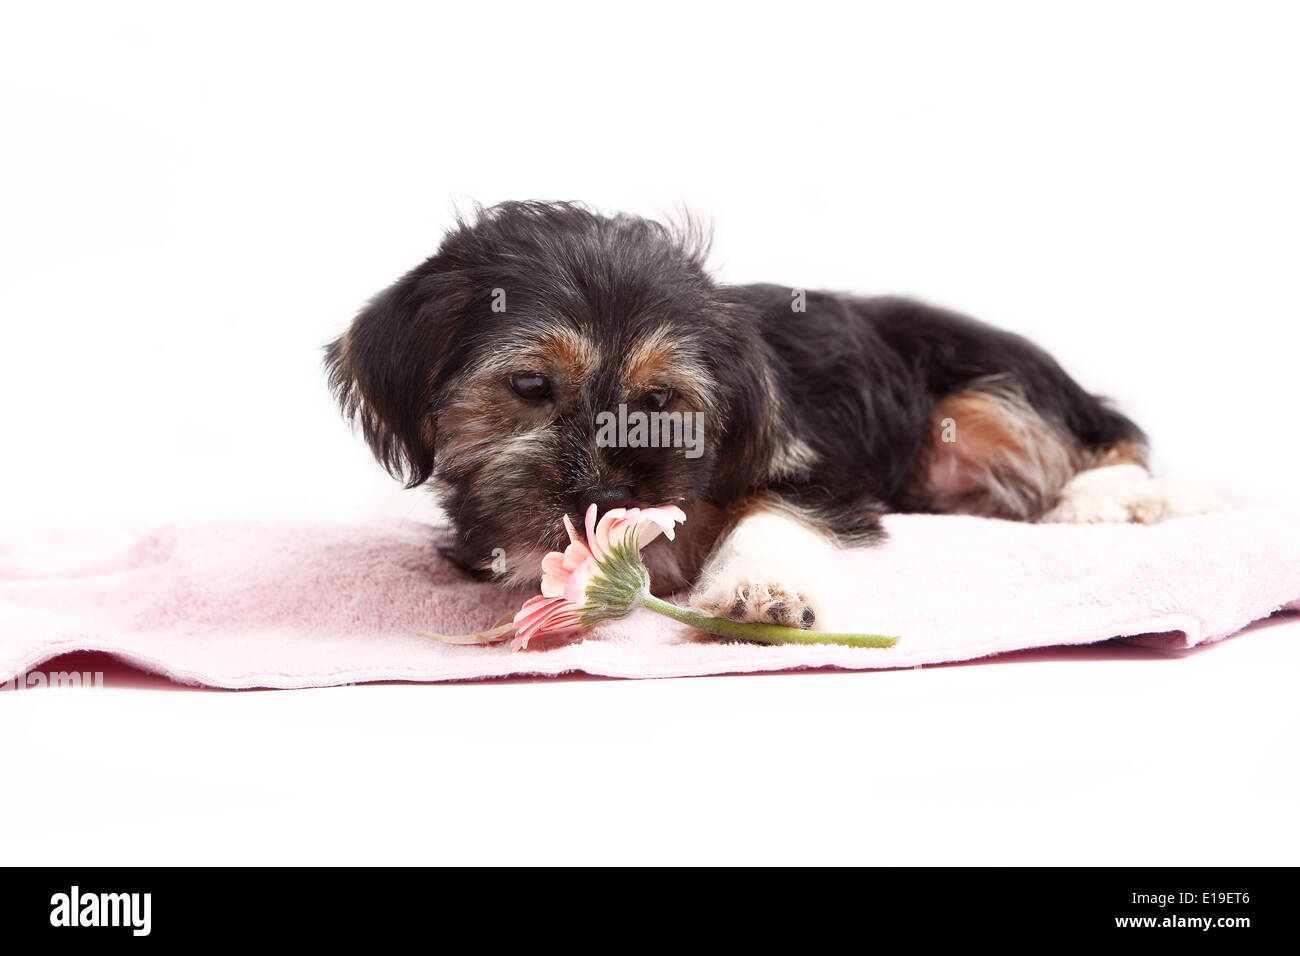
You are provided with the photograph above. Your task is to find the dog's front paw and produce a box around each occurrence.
[691,577,819,629]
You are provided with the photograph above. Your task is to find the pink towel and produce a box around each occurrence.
[2,508,1298,689]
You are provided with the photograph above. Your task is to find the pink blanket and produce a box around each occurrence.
[3,509,1299,689]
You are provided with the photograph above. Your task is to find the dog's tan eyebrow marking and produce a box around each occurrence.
[622,330,676,383]
[541,325,599,381]
[620,328,716,405]
[475,325,600,382]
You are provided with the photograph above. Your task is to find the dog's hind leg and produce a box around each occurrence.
[922,380,1227,524]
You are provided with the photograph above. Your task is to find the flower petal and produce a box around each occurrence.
[563,558,596,605]
[593,507,634,557]
[512,595,581,649]
[641,505,687,540]
[584,503,599,555]
[539,551,570,597]
[559,514,594,570]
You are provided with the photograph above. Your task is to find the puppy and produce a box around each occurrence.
[326,201,1221,629]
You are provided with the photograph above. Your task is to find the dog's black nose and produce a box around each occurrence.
[575,487,637,516]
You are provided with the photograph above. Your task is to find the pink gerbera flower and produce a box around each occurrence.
[512,503,686,649]
[423,502,898,651]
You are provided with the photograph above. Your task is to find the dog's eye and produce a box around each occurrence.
[645,387,675,411]
[508,372,552,400]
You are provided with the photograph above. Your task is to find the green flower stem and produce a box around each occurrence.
[640,593,899,649]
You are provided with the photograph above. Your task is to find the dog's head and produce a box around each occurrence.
[326,201,773,583]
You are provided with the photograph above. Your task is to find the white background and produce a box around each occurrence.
[2,1,1297,864]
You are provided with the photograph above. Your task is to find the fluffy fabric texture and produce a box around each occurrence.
[2,509,1298,689]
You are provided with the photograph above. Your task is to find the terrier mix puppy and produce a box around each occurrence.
[326,201,1220,629]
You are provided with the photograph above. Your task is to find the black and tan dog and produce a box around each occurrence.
[326,201,1221,628]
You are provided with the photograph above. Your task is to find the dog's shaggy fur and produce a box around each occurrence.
[327,201,1189,628]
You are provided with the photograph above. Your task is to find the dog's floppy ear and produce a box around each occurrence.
[324,266,465,488]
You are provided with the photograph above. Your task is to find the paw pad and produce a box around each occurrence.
[692,578,818,630]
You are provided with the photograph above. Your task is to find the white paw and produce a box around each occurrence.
[691,574,819,628]
[1043,464,1231,525]
[689,505,837,630]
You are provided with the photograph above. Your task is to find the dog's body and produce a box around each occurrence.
[327,201,1219,628]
